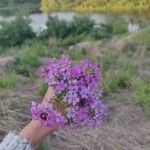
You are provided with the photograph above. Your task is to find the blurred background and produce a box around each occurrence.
[0,0,150,149]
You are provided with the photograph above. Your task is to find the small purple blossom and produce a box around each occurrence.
[31,102,67,128]
[66,108,77,119]
[65,91,80,105]
[80,86,90,99]
[54,80,67,93]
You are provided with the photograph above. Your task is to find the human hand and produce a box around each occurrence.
[42,86,56,104]
[19,86,57,146]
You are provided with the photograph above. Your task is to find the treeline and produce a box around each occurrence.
[0,15,128,48]
[41,0,150,14]
[0,0,40,6]
[0,0,41,16]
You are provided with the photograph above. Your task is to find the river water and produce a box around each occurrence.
[0,12,140,35]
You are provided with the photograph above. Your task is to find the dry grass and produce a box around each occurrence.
[0,76,150,150]
[46,90,150,150]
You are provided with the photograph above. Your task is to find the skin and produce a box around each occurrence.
[19,86,57,146]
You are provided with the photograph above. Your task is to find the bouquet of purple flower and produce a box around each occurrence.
[31,55,108,129]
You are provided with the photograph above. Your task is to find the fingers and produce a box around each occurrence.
[43,86,55,103]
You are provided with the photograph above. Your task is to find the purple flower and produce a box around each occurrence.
[31,102,67,128]
[65,91,79,105]
[77,108,88,121]
[66,108,77,119]
[54,80,67,93]
[80,86,90,99]
[35,55,108,129]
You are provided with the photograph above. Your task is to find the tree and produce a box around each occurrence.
[41,0,50,13]
[0,16,35,47]
[40,0,150,13]
[41,0,58,12]
[45,16,68,38]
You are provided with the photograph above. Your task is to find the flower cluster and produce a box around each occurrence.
[31,101,66,128]
[31,55,108,128]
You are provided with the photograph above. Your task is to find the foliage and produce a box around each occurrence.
[45,15,68,38]
[24,40,47,58]
[101,53,134,95]
[41,16,92,45]
[107,17,128,35]
[91,17,128,39]
[42,15,116,45]
[68,16,95,35]
[13,43,42,73]
[44,15,94,39]
[8,41,47,76]
[41,0,150,14]
[132,77,150,117]
[43,15,128,45]
[0,1,41,15]
[0,16,35,48]
[41,0,57,12]
[59,34,86,46]
[9,57,31,77]
[91,24,113,39]
[0,0,40,6]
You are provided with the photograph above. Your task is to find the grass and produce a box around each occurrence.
[59,34,85,47]
[99,50,117,73]
[100,51,134,95]
[102,68,132,95]
[67,48,87,61]
[39,84,48,98]
[133,27,150,47]
[99,37,150,116]
[7,40,48,77]
[9,100,26,112]
[37,141,50,150]
[132,76,150,117]
[0,72,17,91]
[107,17,128,35]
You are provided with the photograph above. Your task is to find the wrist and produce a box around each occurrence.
[19,120,57,146]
